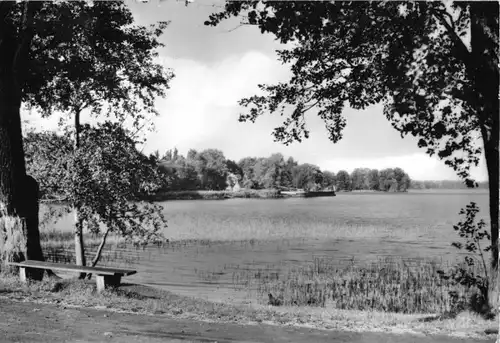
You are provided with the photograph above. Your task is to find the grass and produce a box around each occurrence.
[39,228,140,266]
[40,228,125,248]
[227,256,481,315]
[0,273,495,339]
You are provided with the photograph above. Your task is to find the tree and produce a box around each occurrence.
[206,2,499,283]
[291,163,323,191]
[350,168,370,190]
[411,179,488,190]
[378,168,396,192]
[159,154,200,191]
[24,123,167,268]
[282,156,298,189]
[0,1,45,275]
[199,149,228,190]
[226,159,243,181]
[321,171,336,190]
[335,170,351,192]
[393,167,411,192]
[163,149,173,162]
[238,157,258,189]
[185,149,228,190]
[172,147,179,161]
[367,169,380,191]
[261,153,287,189]
[20,1,173,270]
[187,149,198,161]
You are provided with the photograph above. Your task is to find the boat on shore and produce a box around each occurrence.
[281,190,336,198]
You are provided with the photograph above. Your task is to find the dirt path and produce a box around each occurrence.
[0,299,493,343]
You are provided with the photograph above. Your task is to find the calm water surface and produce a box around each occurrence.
[46,191,490,303]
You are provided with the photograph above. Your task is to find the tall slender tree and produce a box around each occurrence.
[21,1,173,273]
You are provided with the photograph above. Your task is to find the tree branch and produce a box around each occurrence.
[130,118,153,139]
[85,226,111,280]
[13,2,40,100]
[429,6,472,70]
[302,99,321,113]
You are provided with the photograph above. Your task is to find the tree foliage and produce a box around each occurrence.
[157,147,413,193]
[206,1,496,185]
[321,170,336,190]
[18,1,173,132]
[24,123,167,259]
[438,202,493,316]
[411,179,488,190]
[335,170,351,192]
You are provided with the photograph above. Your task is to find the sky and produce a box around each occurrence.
[21,0,488,181]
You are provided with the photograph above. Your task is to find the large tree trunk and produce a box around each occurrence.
[483,131,499,300]
[469,2,499,315]
[74,208,86,268]
[0,2,45,279]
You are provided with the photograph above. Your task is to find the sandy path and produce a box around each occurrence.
[0,299,493,343]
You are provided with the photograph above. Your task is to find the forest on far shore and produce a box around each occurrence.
[156,148,488,193]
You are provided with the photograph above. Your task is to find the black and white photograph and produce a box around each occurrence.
[0,0,498,342]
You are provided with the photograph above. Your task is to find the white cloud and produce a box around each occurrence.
[143,51,290,154]
[20,50,289,147]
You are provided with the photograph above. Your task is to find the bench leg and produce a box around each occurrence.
[95,275,121,293]
[19,267,44,283]
[19,267,28,283]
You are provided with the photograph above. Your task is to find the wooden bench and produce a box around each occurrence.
[8,260,137,293]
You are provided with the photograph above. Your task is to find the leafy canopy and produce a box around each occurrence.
[206,1,496,185]
[10,0,174,132]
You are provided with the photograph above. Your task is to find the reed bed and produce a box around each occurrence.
[39,228,139,266]
[40,229,481,315]
[229,257,477,315]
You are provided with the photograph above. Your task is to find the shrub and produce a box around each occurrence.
[437,202,493,317]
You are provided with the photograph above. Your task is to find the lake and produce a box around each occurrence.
[44,190,490,304]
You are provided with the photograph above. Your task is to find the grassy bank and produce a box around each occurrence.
[0,273,495,339]
[150,189,283,201]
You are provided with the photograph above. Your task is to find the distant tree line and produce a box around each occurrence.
[156,148,415,193]
[410,180,488,190]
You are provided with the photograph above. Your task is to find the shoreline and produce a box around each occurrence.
[147,189,338,201]
[41,189,488,204]
[0,275,495,342]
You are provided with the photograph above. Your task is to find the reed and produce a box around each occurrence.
[230,256,477,314]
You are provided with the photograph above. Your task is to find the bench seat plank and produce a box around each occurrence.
[8,260,136,276]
